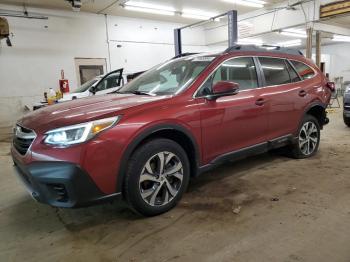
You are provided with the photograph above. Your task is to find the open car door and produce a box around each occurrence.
[91,68,124,95]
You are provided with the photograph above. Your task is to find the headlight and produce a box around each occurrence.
[346,86,350,93]
[44,116,120,146]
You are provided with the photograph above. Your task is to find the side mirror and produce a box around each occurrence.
[206,81,239,100]
[326,82,336,92]
[89,86,96,95]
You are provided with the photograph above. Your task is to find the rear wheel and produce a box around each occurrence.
[124,138,190,216]
[290,115,320,159]
[344,114,350,127]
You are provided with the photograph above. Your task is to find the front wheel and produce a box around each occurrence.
[124,138,190,216]
[289,115,321,159]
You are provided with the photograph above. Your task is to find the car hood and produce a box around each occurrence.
[19,94,170,133]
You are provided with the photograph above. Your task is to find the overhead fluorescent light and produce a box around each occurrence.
[280,29,307,38]
[284,28,306,34]
[263,46,278,50]
[125,1,176,11]
[124,6,175,15]
[236,38,263,46]
[245,0,266,4]
[181,9,219,21]
[124,1,176,16]
[277,39,302,47]
[182,13,212,20]
[332,35,350,42]
[222,0,266,8]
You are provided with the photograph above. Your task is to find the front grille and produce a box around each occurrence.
[48,184,69,202]
[13,125,36,156]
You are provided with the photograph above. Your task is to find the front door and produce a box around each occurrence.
[197,57,269,164]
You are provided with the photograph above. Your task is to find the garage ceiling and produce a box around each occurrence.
[0,0,285,23]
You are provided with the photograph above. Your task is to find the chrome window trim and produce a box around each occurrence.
[13,124,37,156]
[193,55,319,99]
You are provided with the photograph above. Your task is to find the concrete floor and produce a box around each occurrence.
[1,108,350,262]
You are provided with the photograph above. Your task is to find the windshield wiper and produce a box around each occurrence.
[129,91,154,96]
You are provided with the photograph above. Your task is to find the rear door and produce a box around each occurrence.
[197,56,269,163]
[257,57,303,139]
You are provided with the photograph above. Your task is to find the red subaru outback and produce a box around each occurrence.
[12,46,332,216]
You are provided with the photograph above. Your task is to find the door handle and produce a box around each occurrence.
[255,98,266,106]
[299,90,307,97]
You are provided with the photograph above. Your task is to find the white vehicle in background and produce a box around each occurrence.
[60,68,124,101]
[33,69,124,110]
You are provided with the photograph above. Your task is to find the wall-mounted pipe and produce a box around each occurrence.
[0,10,48,20]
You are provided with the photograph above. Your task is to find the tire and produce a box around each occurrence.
[344,114,350,127]
[124,138,190,216]
[289,115,321,159]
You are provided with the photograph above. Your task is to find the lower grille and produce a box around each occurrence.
[48,184,69,202]
[13,125,36,156]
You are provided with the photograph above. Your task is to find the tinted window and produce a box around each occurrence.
[259,57,291,86]
[198,57,258,96]
[213,57,258,91]
[286,61,300,82]
[290,60,315,80]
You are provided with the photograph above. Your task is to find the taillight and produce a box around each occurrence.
[326,82,336,92]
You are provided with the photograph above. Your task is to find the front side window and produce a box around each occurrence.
[95,72,121,92]
[118,56,214,96]
[259,57,291,86]
[198,57,258,96]
[75,78,99,93]
[290,60,316,80]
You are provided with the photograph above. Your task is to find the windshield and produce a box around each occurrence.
[74,78,99,93]
[118,56,215,96]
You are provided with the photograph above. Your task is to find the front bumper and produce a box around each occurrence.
[344,93,350,115]
[12,158,121,208]
[344,96,350,117]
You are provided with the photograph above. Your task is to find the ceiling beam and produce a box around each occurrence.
[313,22,350,36]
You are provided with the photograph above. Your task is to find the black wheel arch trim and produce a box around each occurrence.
[116,123,201,193]
[301,101,328,129]
[304,101,327,112]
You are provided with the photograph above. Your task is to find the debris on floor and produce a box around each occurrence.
[232,206,241,214]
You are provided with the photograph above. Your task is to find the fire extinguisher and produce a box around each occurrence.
[59,70,70,94]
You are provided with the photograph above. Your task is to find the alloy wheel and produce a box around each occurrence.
[139,151,184,206]
[298,121,319,156]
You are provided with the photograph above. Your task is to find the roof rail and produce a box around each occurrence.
[172,52,199,59]
[224,44,304,56]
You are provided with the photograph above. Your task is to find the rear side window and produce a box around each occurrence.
[285,61,300,82]
[259,57,291,86]
[290,60,315,80]
[212,57,258,91]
